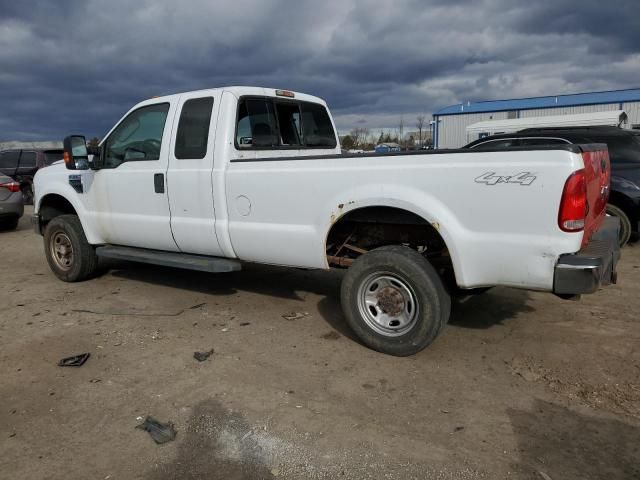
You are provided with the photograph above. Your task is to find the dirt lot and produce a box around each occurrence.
[1,208,639,480]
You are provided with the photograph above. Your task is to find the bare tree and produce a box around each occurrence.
[350,127,370,149]
[416,115,426,147]
[398,116,404,147]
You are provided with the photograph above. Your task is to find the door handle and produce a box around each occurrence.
[154,173,165,193]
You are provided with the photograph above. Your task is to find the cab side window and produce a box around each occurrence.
[103,103,170,168]
[175,97,214,159]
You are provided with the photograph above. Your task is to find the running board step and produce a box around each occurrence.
[96,245,241,273]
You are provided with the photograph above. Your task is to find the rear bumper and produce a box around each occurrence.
[553,216,620,295]
[0,191,24,219]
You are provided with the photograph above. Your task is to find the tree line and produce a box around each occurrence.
[341,115,431,150]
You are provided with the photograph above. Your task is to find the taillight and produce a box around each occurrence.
[0,181,20,193]
[558,169,587,232]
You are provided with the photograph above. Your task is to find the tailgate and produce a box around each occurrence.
[580,144,610,246]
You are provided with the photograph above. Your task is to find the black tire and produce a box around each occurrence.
[340,245,451,356]
[606,203,632,247]
[43,215,99,282]
[0,217,19,231]
[21,184,34,205]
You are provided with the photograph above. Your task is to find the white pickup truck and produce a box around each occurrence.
[33,86,620,356]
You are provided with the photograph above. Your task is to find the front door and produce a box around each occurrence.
[166,92,223,256]
[91,101,179,251]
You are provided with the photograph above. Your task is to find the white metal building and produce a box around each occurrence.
[431,88,640,149]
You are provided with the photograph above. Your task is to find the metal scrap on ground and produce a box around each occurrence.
[57,353,90,367]
[282,312,309,321]
[135,416,177,444]
[193,348,214,362]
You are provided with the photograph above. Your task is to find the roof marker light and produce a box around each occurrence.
[275,90,295,98]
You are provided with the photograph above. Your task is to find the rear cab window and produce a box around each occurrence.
[235,96,337,150]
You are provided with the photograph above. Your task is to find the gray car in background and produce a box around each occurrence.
[0,173,24,230]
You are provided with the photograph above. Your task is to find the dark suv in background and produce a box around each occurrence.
[0,148,64,204]
[465,126,640,246]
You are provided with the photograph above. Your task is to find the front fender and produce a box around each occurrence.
[35,181,104,245]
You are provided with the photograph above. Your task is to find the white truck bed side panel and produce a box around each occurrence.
[225,150,584,290]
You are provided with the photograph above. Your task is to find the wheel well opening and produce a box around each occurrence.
[608,192,637,227]
[326,206,455,285]
[38,194,77,232]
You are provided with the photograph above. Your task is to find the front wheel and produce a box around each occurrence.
[606,203,632,247]
[43,215,99,282]
[340,245,451,356]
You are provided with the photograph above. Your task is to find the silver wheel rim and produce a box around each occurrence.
[357,272,419,337]
[50,231,74,271]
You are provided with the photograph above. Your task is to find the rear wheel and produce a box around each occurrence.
[606,203,632,247]
[44,215,98,281]
[340,245,451,356]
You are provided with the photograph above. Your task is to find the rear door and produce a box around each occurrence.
[166,92,224,255]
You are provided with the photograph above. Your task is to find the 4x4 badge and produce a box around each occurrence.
[475,172,536,186]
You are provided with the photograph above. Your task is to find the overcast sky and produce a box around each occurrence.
[1,0,639,140]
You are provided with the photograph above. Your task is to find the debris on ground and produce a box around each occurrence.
[135,416,177,444]
[282,312,309,321]
[321,331,340,340]
[240,322,251,326]
[58,353,90,367]
[189,303,206,310]
[193,349,214,362]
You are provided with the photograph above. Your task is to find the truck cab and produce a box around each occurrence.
[34,87,339,256]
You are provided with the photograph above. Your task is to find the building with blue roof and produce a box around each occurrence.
[431,88,640,148]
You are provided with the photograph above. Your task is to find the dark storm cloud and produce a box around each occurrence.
[0,0,639,139]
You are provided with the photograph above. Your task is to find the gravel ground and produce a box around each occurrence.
[1,208,639,479]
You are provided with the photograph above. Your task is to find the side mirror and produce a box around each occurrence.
[63,135,89,170]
